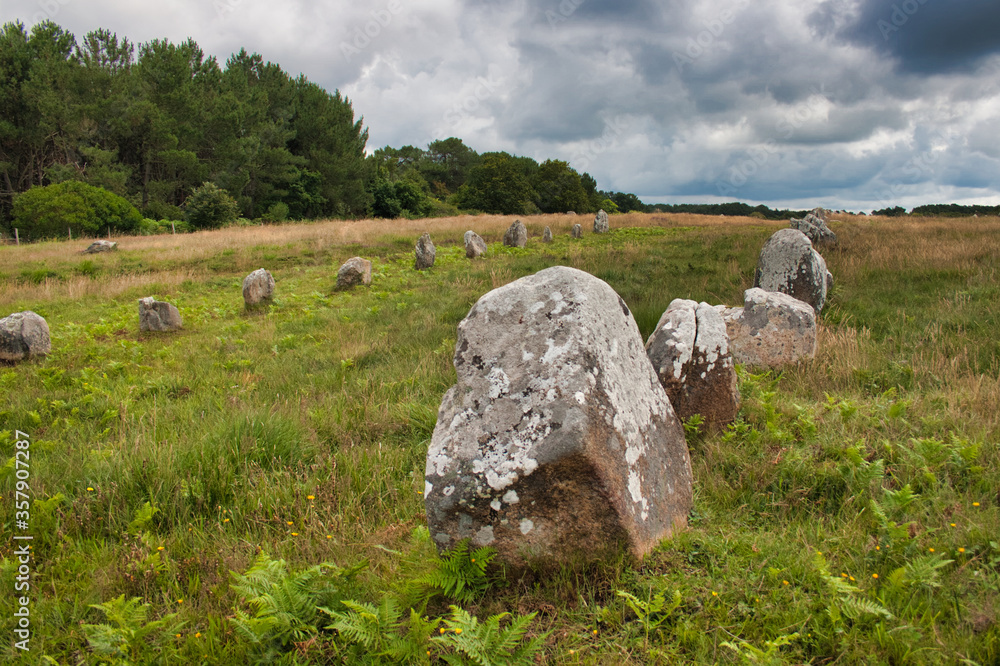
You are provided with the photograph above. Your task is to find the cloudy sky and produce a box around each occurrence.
[3,0,1000,212]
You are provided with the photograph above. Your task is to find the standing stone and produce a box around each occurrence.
[0,311,51,362]
[336,257,372,290]
[138,297,183,332]
[571,224,583,238]
[594,209,610,233]
[754,228,830,311]
[645,300,739,428]
[542,226,553,243]
[464,231,488,259]
[242,268,275,307]
[415,233,436,270]
[502,219,527,248]
[83,240,117,254]
[790,212,837,249]
[715,288,816,368]
[425,266,693,570]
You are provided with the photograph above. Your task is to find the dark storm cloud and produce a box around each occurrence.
[837,0,1000,73]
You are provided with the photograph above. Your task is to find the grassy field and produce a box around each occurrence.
[0,212,998,664]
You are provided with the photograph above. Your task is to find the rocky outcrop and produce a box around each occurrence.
[503,219,527,248]
[138,297,182,332]
[83,240,117,254]
[415,233,436,270]
[645,299,739,428]
[754,228,831,311]
[242,268,275,307]
[425,266,693,570]
[716,288,816,368]
[0,311,51,362]
[464,231,488,259]
[790,212,837,248]
[336,257,372,290]
[594,209,610,233]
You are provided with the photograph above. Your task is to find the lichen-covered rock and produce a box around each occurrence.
[415,233,436,270]
[645,299,739,428]
[464,231,488,259]
[542,226,553,243]
[716,288,816,368]
[83,240,117,254]
[138,297,182,332]
[425,266,693,570]
[242,268,275,307]
[336,257,372,290]
[593,209,610,233]
[571,224,582,238]
[754,228,830,311]
[0,311,50,362]
[790,212,837,248]
[503,219,527,248]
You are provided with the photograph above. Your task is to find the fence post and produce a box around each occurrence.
[14,228,19,245]
[69,227,72,240]
[171,221,176,234]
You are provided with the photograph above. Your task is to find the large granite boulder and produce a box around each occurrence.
[503,219,527,248]
[754,228,831,312]
[139,297,182,332]
[716,288,816,368]
[594,209,610,233]
[242,268,275,307]
[0,311,51,362]
[415,233,436,270]
[571,224,582,238]
[336,257,372,290]
[425,266,693,570]
[790,212,837,249]
[645,299,739,428]
[83,240,117,254]
[464,231,488,259]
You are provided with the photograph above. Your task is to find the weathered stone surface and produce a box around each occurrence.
[242,268,275,307]
[464,230,488,259]
[790,212,837,248]
[83,240,117,254]
[593,209,610,233]
[425,266,693,569]
[415,233,436,270]
[336,257,372,290]
[503,219,527,248]
[646,299,739,428]
[542,226,553,243]
[571,224,582,238]
[715,288,816,368]
[754,228,830,311]
[0,311,51,362]
[138,297,182,332]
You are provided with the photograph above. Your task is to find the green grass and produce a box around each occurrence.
[0,214,998,664]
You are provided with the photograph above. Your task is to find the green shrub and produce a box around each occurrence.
[12,181,142,240]
[183,182,239,229]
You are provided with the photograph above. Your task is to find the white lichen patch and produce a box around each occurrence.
[502,489,519,504]
[473,525,495,545]
[425,481,434,497]
[487,367,510,399]
[490,499,502,511]
[519,519,535,535]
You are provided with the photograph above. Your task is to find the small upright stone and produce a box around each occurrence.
[83,240,117,254]
[138,297,182,332]
[464,230,488,259]
[716,288,816,368]
[242,268,275,308]
[425,266,693,570]
[593,209,610,233]
[336,257,372,290]
[415,233,436,270]
[646,300,739,428]
[0,311,51,362]
[503,219,527,248]
[571,224,583,238]
[542,226,553,243]
[754,228,830,311]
